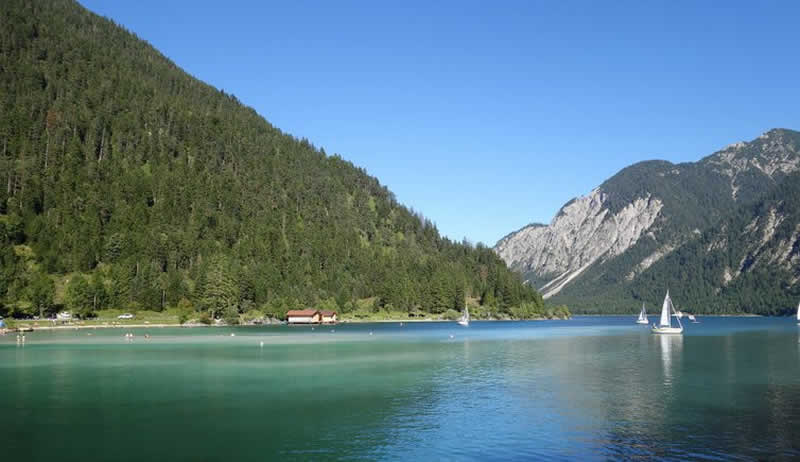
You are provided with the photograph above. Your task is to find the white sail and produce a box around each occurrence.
[458,304,469,326]
[796,301,799,321]
[659,291,672,327]
[652,290,683,334]
[636,303,648,324]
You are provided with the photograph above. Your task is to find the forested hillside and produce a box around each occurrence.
[626,172,800,315]
[0,0,555,322]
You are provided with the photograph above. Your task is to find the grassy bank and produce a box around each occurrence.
[4,302,571,331]
[339,304,571,323]
[9,309,182,329]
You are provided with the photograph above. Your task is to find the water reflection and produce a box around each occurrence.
[659,334,683,387]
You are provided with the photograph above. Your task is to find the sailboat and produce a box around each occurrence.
[458,304,470,327]
[636,303,649,324]
[688,314,699,323]
[796,301,799,324]
[651,290,683,334]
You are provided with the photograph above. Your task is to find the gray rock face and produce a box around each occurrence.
[495,129,800,300]
[495,190,663,298]
[729,204,800,285]
[704,129,800,199]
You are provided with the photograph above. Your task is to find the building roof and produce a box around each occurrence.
[320,310,337,316]
[286,309,319,317]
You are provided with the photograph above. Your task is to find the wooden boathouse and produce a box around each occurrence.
[286,309,322,324]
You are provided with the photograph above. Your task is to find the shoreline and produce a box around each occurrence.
[571,313,764,317]
[3,313,775,333]
[2,317,569,332]
[340,317,567,323]
[5,323,188,332]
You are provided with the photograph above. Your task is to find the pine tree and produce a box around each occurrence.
[200,257,239,320]
[29,272,54,318]
[65,275,92,318]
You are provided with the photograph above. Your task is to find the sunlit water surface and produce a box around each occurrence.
[2,317,800,460]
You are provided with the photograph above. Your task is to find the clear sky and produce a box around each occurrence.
[80,0,800,246]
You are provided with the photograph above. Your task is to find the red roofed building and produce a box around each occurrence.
[286,309,321,324]
[320,310,337,324]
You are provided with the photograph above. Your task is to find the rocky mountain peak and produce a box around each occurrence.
[704,129,800,199]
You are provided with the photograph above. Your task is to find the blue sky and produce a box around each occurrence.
[81,0,800,246]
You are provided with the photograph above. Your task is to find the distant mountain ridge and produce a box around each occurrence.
[494,129,800,313]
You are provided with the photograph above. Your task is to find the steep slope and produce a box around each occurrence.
[495,129,800,310]
[0,0,546,320]
[629,172,800,315]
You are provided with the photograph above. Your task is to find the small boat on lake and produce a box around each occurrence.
[652,290,683,334]
[458,305,469,327]
[636,303,649,324]
[688,314,699,323]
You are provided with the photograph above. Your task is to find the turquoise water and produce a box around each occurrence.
[2,317,800,460]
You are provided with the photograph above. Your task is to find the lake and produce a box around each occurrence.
[2,317,800,460]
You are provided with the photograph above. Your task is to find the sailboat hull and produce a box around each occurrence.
[458,320,469,327]
[636,319,649,324]
[651,326,683,334]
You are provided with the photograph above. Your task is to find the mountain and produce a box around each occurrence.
[0,0,552,321]
[627,172,800,315]
[495,129,800,313]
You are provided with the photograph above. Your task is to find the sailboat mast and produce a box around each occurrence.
[671,296,683,329]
